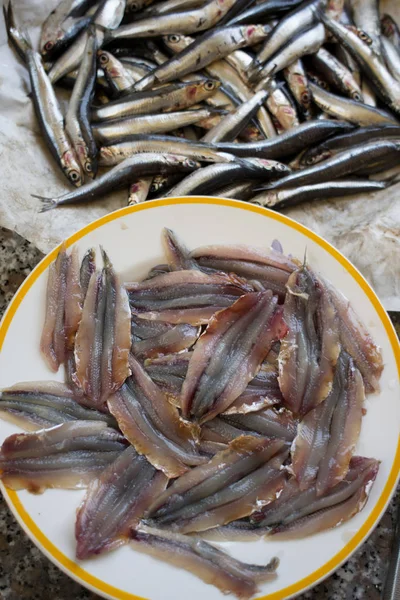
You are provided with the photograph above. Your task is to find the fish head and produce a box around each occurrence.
[97,50,111,68]
[348,26,374,47]
[162,34,192,53]
[40,28,64,58]
[165,154,200,171]
[62,150,84,188]
[243,24,272,45]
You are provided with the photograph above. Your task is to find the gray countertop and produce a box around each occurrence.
[0,225,398,600]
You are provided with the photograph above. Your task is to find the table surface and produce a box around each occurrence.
[0,225,399,600]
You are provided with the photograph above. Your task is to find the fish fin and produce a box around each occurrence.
[31,195,57,212]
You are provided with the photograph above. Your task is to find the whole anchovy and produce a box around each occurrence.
[92,108,216,144]
[212,120,354,159]
[309,82,399,126]
[66,27,98,178]
[228,0,303,26]
[301,124,400,165]
[48,0,126,84]
[36,153,199,210]
[381,14,400,51]
[284,59,311,118]
[349,0,381,54]
[4,8,83,186]
[129,526,278,598]
[310,47,363,100]
[109,0,241,41]
[167,159,290,197]
[251,179,387,209]
[0,421,126,492]
[75,446,167,559]
[97,50,136,96]
[250,0,325,77]
[202,90,269,143]
[258,140,400,190]
[39,0,94,58]
[253,24,326,84]
[135,26,271,90]
[0,381,117,431]
[92,80,220,121]
[382,36,400,83]
[321,15,400,115]
[98,135,234,166]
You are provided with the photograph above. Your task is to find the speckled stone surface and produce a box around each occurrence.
[0,225,398,600]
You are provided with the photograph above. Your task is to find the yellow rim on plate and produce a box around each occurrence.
[1,197,399,600]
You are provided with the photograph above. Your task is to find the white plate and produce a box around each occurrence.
[0,197,399,600]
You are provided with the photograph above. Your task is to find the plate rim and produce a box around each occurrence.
[1,196,399,600]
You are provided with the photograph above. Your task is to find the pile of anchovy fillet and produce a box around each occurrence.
[0,229,383,598]
[3,0,400,211]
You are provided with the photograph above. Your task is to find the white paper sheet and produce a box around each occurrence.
[0,0,399,309]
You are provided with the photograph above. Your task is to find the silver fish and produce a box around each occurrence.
[382,36,400,83]
[97,50,136,96]
[310,47,363,100]
[127,177,153,205]
[39,0,94,58]
[265,82,300,131]
[284,59,312,119]
[349,0,381,55]
[381,14,400,51]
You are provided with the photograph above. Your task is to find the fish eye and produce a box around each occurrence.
[186,159,197,168]
[301,91,310,104]
[44,41,54,52]
[129,1,139,10]
[358,30,372,44]
[85,161,93,173]
[168,34,180,43]
[68,170,81,182]
[277,163,287,171]
[352,92,362,101]
[306,156,316,165]
[98,53,109,65]
[204,81,215,90]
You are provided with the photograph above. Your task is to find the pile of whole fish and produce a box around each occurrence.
[0,229,383,598]
[3,0,400,211]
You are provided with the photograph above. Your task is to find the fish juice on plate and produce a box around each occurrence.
[0,228,384,598]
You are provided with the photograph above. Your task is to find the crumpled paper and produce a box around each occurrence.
[0,0,399,309]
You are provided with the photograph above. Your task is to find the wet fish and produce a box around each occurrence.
[284,59,311,118]
[310,47,363,100]
[349,0,381,55]
[381,14,400,51]
[126,269,253,325]
[309,81,398,126]
[48,0,126,84]
[0,381,117,431]
[227,0,303,26]
[265,82,300,131]
[144,353,191,402]
[74,250,131,408]
[191,243,298,298]
[109,0,244,41]
[132,320,200,358]
[215,181,256,200]
[35,153,200,210]
[382,36,400,83]
[75,446,167,558]
[291,351,364,493]
[92,80,220,121]
[222,408,298,442]
[127,177,152,205]
[39,0,94,58]
[129,526,278,599]
[278,264,340,415]
[108,355,205,477]
[97,50,136,96]
[162,228,198,271]
[181,291,287,422]
[148,438,287,533]
[251,179,387,209]
[0,421,126,493]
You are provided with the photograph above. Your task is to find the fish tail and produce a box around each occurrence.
[32,195,57,212]
[4,0,32,61]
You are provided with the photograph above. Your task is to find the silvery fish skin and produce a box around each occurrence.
[39,0,94,58]
[215,181,256,200]
[129,526,278,599]
[92,108,216,144]
[301,124,400,166]
[291,351,364,493]
[73,251,131,409]
[284,59,312,119]
[48,0,126,83]
[181,291,287,422]
[254,23,326,85]
[75,446,167,559]
[250,179,387,209]
[227,0,303,26]
[126,269,253,325]
[0,381,117,431]
[167,159,289,197]
[109,0,241,40]
[108,355,205,478]
[381,14,400,51]
[201,90,269,143]
[382,36,400,83]
[66,27,98,178]
[321,15,400,115]
[278,265,340,416]
[265,83,299,131]
[92,80,220,121]
[259,140,400,191]
[310,47,363,100]
[97,50,136,96]
[98,135,234,166]
[349,0,381,55]
[250,0,325,76]
[141,0,206,15]
[213,119,354,159]
[127,177,152,205]
[308,82,398,126]
[0,421,126,493]
[135,26,271,89]
[35,153,200,210]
